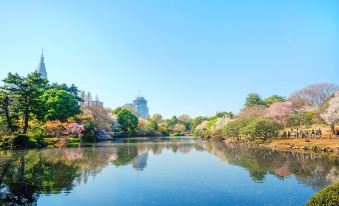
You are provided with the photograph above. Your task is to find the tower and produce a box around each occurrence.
[36,49,47,79]
[133,96,149,118]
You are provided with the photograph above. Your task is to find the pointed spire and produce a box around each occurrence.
[36,49,47,79]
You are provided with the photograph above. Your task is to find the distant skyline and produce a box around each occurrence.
[0,0,338,118]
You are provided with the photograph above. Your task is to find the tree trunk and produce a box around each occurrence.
[23,97,29,134]
[331,125,335,135]
[3,96,15,133]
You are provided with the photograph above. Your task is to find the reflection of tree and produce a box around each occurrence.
[203,141,339,188]
[113,145,138,166]
[3,139,336,205]
[0,151,78,206]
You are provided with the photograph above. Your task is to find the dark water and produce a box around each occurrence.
[0,137,338,206]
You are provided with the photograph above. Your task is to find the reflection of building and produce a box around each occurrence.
[132,153,148,171]
[36,50,47,79]
[125,96,150,118]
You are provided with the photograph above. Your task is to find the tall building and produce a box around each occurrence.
[36,50,47,79]
[125,96,150,118]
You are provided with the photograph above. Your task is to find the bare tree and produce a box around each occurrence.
[289,83,339,110]
[82,104,113,131]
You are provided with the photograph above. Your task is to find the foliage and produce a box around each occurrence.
[215,111,234,119]
[223,118,253,140]
[192,116,209,129]
[82,103,113,131]
[306,182,339,206]
[43,121,84,139]
[285,113,312,129]
[263,95,286,106]
[42,89,80,122]
[210,117,232,136]
[43,121,69,138]
[240,118,282,140]
[1,72,47,133]
[67,123,85,138]
[238,105,266,118]
[244,93,265,107]
[115,108,138,133]
[320,92,339,134]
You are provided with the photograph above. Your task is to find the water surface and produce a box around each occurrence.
[0,137,338,206]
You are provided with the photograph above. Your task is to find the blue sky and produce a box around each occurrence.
[0,0,338,118]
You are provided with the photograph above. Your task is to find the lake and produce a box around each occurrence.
[1,137,338,206]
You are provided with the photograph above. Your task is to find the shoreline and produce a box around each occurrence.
[223,138,339,155]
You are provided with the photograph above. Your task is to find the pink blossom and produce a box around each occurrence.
[266,101,293,124]
[67,123,85,138]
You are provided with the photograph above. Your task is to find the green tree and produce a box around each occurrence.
[223,118,252,140]
[0,92,18,133]
[244,93,265,107]
[285,113,312,137]
[263,95,286,106]
[192,116,209,129]
[149,119,159,131]
[1,72,47,134]
[115,108,138,133]
[42,89,80,122]
[240,118,282,140]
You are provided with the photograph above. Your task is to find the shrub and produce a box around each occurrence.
[0,134,36,148]
[0,136,15,149]
[240,118,282,141]
[223,118,253,140]
[306,182,339,206]
[13,134,31,146]
[43,120,69,138]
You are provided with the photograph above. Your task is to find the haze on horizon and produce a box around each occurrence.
[0,0,338,118]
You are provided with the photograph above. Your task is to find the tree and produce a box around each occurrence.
[149,119,159,131]
[151,113,163,123]
[115,108,138,133]
[170,116,179,125]
[240,118,282,140]
[192,116,209,129]
[289,83,339,109]
[178,114,192,131]
[42,89,80,122]
[0,92,18,133]
[238,105,266,118]
[265,101,293,124]
[223,118,253,140]
[1,72,47,134]
[87,91,93,102]
[263,95,286,106]
[173,123,186,133]
[215,111,234,119]
[244,93,265,107]
[320,92,339,134]
[83,104,113,131]
[210,117,232,136]
[285,113,312,137]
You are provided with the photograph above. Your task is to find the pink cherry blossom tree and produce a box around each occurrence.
[266,101,293,124]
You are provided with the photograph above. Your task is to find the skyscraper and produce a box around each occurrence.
[125,95,150,118]
[36,49,47,79]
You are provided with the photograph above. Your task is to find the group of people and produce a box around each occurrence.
[281,129,322,139]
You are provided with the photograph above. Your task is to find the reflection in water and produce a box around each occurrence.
[0,138,338,205]
[202,142,339,189]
